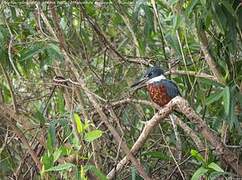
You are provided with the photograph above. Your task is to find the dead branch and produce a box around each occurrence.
[166,70,219,83]
[0,105,42,171]
[79,4,152,66]
[78,78,152,180]
[107,96,242,179]
[107,98,175,179]
[197,29,225,84]
[110,98,205,150]
[172,115,205,150]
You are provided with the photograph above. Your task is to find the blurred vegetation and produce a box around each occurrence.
[0,0,242,179]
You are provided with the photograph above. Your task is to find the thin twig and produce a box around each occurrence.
[167,148,212,179]
[169,114,182,162]
[0,108,42,171]
[176,30,193,87]
[166,70,219,83]
[159,125,185,180]
[151,0,168,68]
[0,63,18,113]
[4,18,20,77]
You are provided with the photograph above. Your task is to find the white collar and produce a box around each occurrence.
[147,75,166,84]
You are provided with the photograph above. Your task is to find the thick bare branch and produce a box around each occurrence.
[107,96,242,178]
[109,98,205,150]
[173,115,205,150]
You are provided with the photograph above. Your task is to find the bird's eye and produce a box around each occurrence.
[148,72,152,77]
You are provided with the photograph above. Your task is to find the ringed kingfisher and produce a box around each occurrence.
[131,66,181,106]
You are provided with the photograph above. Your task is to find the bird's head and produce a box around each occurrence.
[131,66,166,89]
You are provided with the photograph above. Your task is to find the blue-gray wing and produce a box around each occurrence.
[160,79,181,98]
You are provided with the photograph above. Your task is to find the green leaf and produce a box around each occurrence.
[173,15,182,31]
[47,43,61,56]
[200,0,206,6]
[33,107,46,126]
[53,148,62,162]
[20,42,45,61]
[209,171,229,180]
[191,149,205,163]
[223,86,230,116]
[221,1,235,17]
[59,146,71,156]
[41,153,54,170]
[143,4,154,38]
[198,78,224,87]
[186,0,200,16]
[229,88,239,127]
[56,91,65,114]
[85,165,107,180]
[84,130,103,142]
[0,30,4,43]
[131,166,137,180]
[84,119,89,130]
[73,113,84,133]
[208,162,224,172]
[142,151,170,160]
[85,3,96,16]
[205,12,212,29]
[191,166,208,180]
[46,43,63,61]
[210,2,224,31]
[79,166,88,180]
[205,90,223,105]
[47,122,56,153]
[45,163,76,172]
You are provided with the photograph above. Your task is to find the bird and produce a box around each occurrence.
[131,66,181,106]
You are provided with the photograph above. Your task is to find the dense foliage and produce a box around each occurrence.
[0,0,242,179]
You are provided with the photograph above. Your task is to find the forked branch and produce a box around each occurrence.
[107,96,242,179]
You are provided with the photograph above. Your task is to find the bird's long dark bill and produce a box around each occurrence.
[130,77,148,89]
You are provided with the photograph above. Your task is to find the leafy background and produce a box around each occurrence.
[0,0,242,179]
